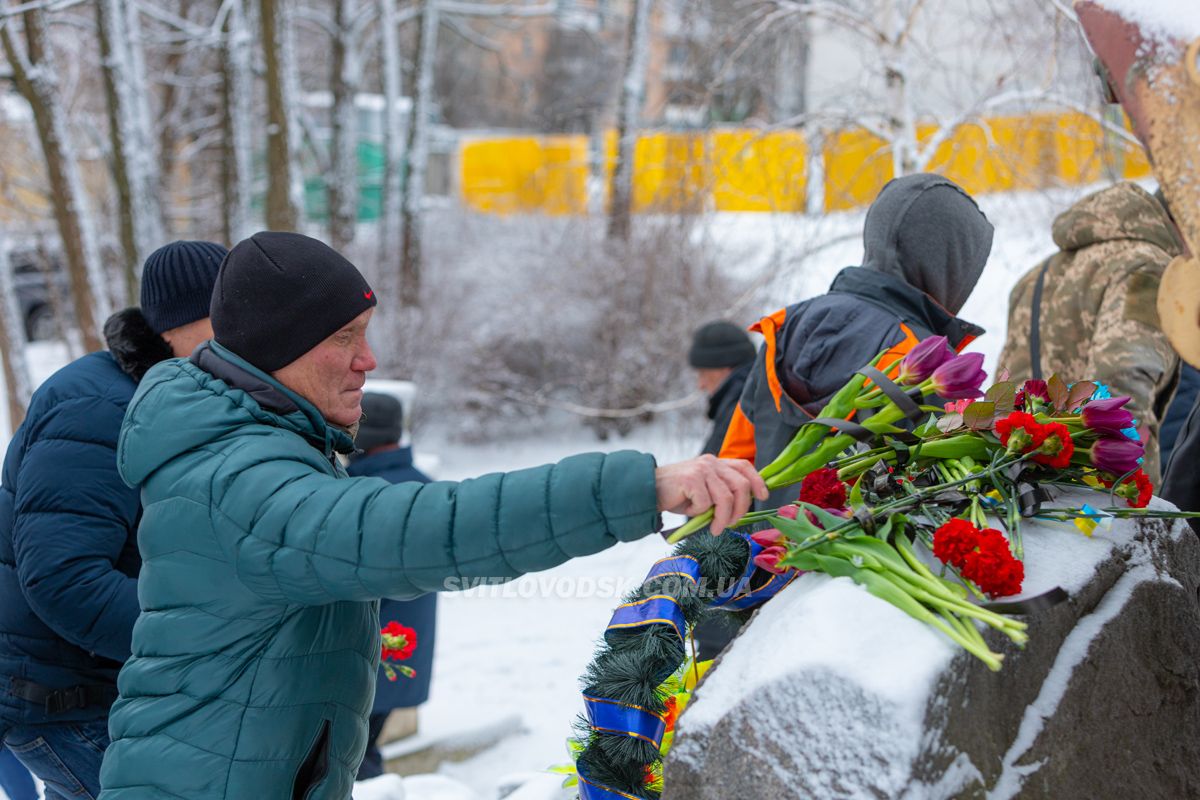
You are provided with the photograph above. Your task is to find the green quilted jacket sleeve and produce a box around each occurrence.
[208,434,660,604]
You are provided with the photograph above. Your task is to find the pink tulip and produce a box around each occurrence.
[751,528,785,548]
[753,545,789,575]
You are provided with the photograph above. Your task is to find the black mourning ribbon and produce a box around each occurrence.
[857,366,925,421]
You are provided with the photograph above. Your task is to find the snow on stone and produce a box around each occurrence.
[1096,0,1200,44]
[678,574,956,797]
[987,559,1174,800]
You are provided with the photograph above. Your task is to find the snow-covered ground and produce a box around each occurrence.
[0,183,1122,799]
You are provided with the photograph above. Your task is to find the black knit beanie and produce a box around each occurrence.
[355,392,403,453]
[210,231,378,372]
[688,321,756,368]
[140,240,227,334]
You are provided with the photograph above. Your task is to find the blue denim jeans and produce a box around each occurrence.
[0,746,38,800]
[2,720,110,800]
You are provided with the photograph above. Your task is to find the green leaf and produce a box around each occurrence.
[985,381,1017,412]
[849,473,865,510]
[800,502,857,531]
[772,512,825,540]
[1047,374,1069,410]
[963,401,996,431]
[936,413,964,433]
[1067,381,1097,410]
[875,515,895,543]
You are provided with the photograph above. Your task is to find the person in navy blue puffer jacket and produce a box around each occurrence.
[347,391,437,781]
[0,241,225,799]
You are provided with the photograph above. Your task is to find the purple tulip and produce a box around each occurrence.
[1081,396,1134,434]
[896,336,954,385]
[1088,435,1144,475]
[751,528,786,548]
[928,352,987,400]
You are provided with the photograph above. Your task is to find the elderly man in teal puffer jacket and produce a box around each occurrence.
[97,231,764,799]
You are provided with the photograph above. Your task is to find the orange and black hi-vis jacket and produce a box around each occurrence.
[720,266,984,510]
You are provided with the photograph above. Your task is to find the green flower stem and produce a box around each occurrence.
[1036,507,1200,519]
[870,569,1005,670]
[760,373,873,480]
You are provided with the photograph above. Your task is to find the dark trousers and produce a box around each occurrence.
[356,712,390,781]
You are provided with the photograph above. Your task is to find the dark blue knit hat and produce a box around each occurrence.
[140,240,227,334]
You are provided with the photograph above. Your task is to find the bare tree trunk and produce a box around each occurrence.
[0,240,32,430]
[378,0,404,268]
[261,0,301,230]
[97,0,163,302]
[398,0,438,307]
[883,0,920,176]
[2,7,108,352]
[123,2,164,245]
[156,0,191,207]
[328,0,360,251]
[220,0,254,245]
[607,0,652,243]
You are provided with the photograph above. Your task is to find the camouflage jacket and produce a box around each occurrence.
[999,182,1182,484]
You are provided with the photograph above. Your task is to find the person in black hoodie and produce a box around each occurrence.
[688,321,757,456]
[0,241,225,798]
[720,174,993,509]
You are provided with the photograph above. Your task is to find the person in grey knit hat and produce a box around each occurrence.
[689,321,757,457]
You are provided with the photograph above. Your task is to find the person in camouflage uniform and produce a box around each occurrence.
[999,181,1183,484]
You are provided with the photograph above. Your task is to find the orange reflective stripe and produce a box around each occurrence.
[750,308,789,413]
[718,401,757,462]
[877,322,920,378]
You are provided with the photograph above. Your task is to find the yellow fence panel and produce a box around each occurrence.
[822,128,893,212]
[456,112,1154,217]
[711,130,807,212]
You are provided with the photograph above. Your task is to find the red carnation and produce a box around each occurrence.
[381,621,418,661]
[994,411,1046,455]
[1032,421,1075,469]
[1111,469,1153,508]
[798,467,848,509]
[933,521,1023,597]
[960,528,1024,597]
[932,518,979,567]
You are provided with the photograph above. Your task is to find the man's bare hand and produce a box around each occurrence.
[655,455,769,535]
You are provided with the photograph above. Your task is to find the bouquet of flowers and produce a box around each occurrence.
[668,336,1186,670]
[562,339,1197,800]
[380,621,418,681]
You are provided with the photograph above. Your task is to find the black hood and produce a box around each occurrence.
[861,173,994,315]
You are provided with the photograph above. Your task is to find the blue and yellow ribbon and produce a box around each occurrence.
[582,694,667,748]
[606,594,687,643]
[577,762,649,800]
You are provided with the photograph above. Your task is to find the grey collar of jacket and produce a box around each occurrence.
[190,341,357,457]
